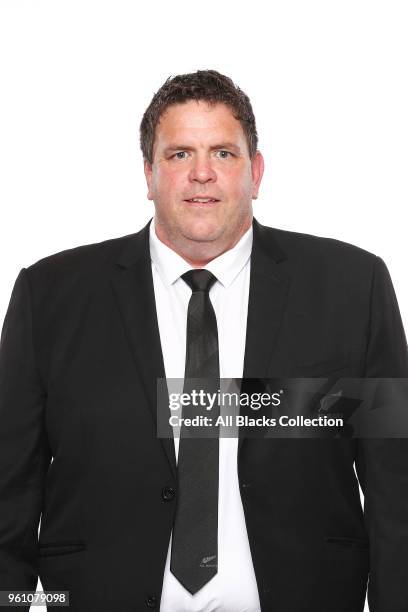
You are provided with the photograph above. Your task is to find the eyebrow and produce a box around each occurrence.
[163,142,242,154]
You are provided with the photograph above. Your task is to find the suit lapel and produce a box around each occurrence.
[239,218,291,455]
[110,219,177,480]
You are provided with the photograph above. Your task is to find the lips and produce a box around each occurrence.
[184,195,219,208]
[184,197,220,204]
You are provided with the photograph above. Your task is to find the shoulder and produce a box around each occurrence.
[24,231,140,287]
[252,220,383,294]
[258,221,379,270]
[270,225,375,259]
[18,229,150,318]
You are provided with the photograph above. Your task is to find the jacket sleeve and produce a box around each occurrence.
[355,255,408,611]
[0,268,51,604]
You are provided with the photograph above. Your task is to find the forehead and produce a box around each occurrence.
[155,100,246,145]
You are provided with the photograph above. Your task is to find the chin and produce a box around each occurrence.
[181,219,222,243]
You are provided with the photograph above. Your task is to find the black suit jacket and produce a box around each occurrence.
[1,217,407,612]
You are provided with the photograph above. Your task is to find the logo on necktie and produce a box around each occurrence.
[200,555,217,568]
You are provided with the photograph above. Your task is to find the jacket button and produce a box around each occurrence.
[145,594,157,608]
[162,486,176,501]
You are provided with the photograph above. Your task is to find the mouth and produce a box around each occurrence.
[184,197,220,207]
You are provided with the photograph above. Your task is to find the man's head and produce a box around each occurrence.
[140,70,264,266]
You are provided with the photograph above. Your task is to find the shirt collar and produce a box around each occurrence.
[149,216,253,289]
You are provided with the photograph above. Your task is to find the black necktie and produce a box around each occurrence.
[170,269,220,594]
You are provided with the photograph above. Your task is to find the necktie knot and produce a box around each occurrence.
[181,269,217,293]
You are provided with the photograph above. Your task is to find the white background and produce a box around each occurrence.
[1,2,407,610]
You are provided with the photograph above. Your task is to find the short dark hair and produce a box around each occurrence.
[140,69,258,164]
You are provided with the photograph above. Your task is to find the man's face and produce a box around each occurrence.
[144,100,264,263]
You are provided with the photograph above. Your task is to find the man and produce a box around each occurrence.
[0,69,407,612]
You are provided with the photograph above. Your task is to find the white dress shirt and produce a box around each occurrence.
[149,218,261,612]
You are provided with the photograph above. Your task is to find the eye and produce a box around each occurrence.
[172,151,188,160]
[216,150,233,159]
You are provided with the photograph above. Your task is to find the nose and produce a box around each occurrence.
[188,154,217,183]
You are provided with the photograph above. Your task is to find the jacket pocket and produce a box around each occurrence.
[325,536,369,550]
[38,540,86,557]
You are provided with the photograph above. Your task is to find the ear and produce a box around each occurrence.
[144,159,154,201]
[251,151,265,200]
